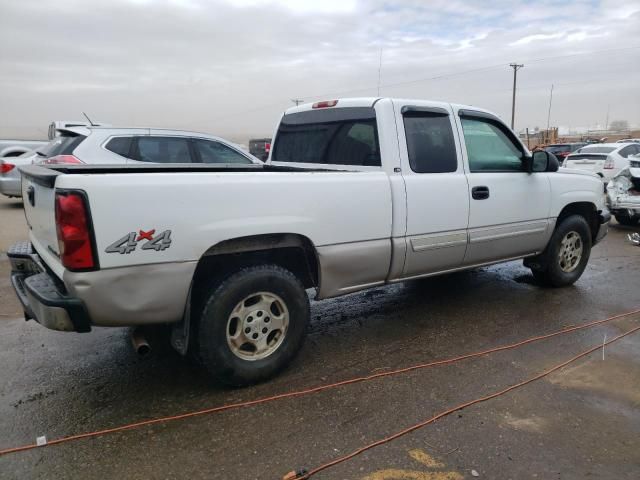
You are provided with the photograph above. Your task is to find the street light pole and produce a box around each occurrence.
[509,63,524,130]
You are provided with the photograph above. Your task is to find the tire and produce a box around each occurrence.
[197,264,309,386]
[615,214,639,226]
[530,215,592,287]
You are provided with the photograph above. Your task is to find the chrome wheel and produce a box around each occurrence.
[226,292,289,361]
[558,231,583,273]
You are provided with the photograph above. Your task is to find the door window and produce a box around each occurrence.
[403,113,457,173]
[136,137,192,163]
[461,118,523,172]
[196,140,253,164]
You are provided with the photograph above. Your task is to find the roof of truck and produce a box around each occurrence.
[283,97,492,117]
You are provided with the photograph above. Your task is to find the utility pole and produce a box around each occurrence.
[291,99,304,106]
[377,48,383,96]
[509,63,524,130]
[546,84,554,131]
[605,104,610,130]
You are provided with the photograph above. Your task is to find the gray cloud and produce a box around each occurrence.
[1,0,639,141]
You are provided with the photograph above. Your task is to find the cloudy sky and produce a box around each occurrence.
[1,0,639,142]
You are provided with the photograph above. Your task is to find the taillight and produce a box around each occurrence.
[55,192,96,270]
[0,162,15,174]
[604,156,614,169]
[45,155,84,165]
[265,142,271,153]
[312,100,338,109]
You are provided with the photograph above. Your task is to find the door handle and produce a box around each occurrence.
[472,186,490,200]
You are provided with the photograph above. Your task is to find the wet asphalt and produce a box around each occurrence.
[0,194,639,480]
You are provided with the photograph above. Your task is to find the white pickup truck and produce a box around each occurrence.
[9,98,610,385]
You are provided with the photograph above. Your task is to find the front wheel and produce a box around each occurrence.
[530,215,592,287]
[197,264,310,386]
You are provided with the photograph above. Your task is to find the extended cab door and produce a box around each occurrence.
[394,101,470,278]
[455,109,551,265]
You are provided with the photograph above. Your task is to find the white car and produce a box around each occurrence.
[10,97,610,386]
[616,138,640,144]
[0,150,39,198]
[563,142,640,182]
[38,126,261,166]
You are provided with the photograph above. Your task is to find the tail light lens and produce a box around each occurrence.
[55,191,96,270]
[265,142,271,153]
[604,156,614,169]
[0,162,15,174]
[44,155,84,165]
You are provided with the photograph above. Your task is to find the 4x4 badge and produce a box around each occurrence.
[105,229,172,254]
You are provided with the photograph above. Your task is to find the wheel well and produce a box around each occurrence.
[189,234,318,318]
[556,202,599,241]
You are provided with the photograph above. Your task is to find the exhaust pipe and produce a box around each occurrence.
[131,328,151,356]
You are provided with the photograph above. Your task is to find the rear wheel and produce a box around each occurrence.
[196,264,309,386]
[530,215,592,287]
[615,214,639,226]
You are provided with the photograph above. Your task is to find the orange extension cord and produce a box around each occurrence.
[289,324,640,479]
[0,308,638,459]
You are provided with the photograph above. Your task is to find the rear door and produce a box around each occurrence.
[395,101,470,277]
[455,109,551,265]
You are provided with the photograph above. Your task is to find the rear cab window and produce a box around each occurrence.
[271,107,380,167]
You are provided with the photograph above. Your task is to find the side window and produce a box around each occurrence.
[403,113,457,173]
[136,137,191,163]
[461,117,523,172]
[105,136,133,158]
[196,140,252,164]
[619,145,636,158]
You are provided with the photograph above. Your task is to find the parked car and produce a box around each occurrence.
[0,150,38,198]
[0,139,47,158]
[37,127,261,165]
[616,138,640,144]
[563,142,640,183]
[10,97,609,386]
[606,154,640,225]
[249,138,272,161]
[543,143,586,161]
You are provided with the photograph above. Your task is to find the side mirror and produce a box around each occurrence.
[530,150,559,173]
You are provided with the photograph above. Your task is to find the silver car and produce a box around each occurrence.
[0,150,38,198]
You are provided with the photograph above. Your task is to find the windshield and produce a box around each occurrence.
[545,145,571,154]
[36,134,85,158]
[578,146,616,154]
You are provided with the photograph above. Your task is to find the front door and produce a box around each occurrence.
[456,111,551,265]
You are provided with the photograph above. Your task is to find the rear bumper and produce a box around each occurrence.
[8,241,91,332]
[594,209,611,245]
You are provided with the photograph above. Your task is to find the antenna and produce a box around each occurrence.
[82,112,97,126]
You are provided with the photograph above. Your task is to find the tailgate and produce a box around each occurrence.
[19,165,64,277]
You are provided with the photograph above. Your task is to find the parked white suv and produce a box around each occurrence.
[39,127,261,165]
[563,142,640,183]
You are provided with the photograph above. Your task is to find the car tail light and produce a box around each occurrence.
[44,155,84,165]
[265,142,271,153]
[0,162,15,174]
[312,100,338,109]
[604,156,614,169]
[55,191,96,270]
